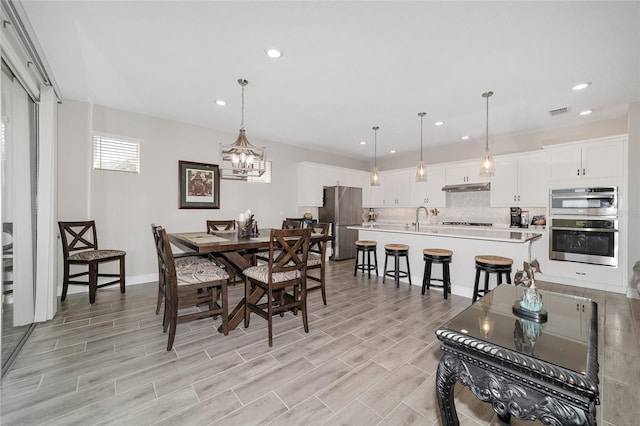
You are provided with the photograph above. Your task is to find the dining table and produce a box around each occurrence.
[169,228,332,332]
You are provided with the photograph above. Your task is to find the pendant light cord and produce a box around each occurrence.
[238,79,248,130]
[373,126,379,168]
[418,112,426,162]
[483,91,493,153]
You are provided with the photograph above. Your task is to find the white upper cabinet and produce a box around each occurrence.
[297,162,366,207]
[490,151,549,206]
[547,136,625,180]
[379,169,412,207]
[445,161,490,185]
[410,165,447,207]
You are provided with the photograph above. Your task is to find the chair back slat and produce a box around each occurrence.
[58,221,99,257]
[281,219,304,230]
[151,225,178,304]
[206,220,236,233]
[307,222,330,256]
[269,228,310,275]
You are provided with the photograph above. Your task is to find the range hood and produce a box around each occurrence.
[441,182,491,192]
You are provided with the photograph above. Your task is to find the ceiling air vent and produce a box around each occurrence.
[548,107,570,116]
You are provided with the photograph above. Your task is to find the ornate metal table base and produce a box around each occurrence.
[436,350,597,426]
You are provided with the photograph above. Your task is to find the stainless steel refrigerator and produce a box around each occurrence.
[319,186,362,260]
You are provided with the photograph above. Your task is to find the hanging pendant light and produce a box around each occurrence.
[370,126,380,186]
[480,91,495,177]
[220,79,267,180]
[415,112,427,182]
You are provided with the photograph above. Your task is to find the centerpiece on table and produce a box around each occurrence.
[512,259,548,322]
[238,209,259,238]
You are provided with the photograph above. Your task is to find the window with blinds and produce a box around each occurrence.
[92,133,141,173]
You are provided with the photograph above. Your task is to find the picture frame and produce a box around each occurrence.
[179,161,220,209]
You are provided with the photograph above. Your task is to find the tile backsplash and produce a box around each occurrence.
[365,191,546,227]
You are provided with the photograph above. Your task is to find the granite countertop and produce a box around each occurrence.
[349,223,543,243]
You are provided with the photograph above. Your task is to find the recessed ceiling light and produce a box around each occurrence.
[265,48,283,59]
[215,100,227,106]
[572,82,591,91]
[579,110,593,116]
[390,150,396,154]
[360,141,367,145]
[434,121,444,126]
[461,135,470,140]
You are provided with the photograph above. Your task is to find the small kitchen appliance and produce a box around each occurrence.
[510,207,522,228]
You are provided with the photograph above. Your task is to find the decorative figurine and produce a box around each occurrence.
[513,259,547,321]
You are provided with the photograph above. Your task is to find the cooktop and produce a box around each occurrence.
[441,222,493,227]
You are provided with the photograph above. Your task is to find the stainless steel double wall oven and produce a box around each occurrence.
[549,187,618,267]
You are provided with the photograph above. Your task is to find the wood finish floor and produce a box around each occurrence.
[1,260,639,425]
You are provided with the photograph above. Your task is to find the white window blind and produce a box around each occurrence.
[247,160,272,183]
[93,133,141,173]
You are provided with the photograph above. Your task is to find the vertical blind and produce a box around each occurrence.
[92,133,141,173]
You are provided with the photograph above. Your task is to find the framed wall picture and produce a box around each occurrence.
[179,161,220,209]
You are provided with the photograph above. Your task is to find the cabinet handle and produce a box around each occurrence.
[583,168,586,176]
[426,198,429,203]
[514,195,516,201]
[518,195,520,201]
[577,169,580,176]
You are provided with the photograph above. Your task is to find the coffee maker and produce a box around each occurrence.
[510,207,522,228]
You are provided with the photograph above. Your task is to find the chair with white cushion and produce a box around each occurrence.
[58,221,126,304]
[153,225,229,351]
[243,227,311,346]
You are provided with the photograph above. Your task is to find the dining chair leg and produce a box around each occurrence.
[301,283,309,333]
[119,255,126,293]
[268,287,274,347]
[61,263,70,301]
[155,288,163,315]
[221,280,229,336]
[89,262,98,304]
[244,278,251,328]
[167,304,178,351]
[320,267,327,305]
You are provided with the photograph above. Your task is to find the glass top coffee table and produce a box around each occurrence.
[435,282,599,425]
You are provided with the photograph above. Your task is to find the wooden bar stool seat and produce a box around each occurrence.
[473,255,513,303]
[354,240,378,278]
[383,244,411,288]
[422,248,453,299]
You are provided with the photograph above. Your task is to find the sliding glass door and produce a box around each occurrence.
[1,60,37,376]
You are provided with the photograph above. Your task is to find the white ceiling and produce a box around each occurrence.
[21,1,640,161]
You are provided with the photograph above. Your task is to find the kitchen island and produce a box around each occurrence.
[348,224,543,299]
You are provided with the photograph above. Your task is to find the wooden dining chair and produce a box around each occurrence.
[281,219,304,229]
[153,225,229,351]
[206,220,236,232]
[244,227,311,346]
[206,220,240,283]
[58,221,126,304]
[306,222,331,305]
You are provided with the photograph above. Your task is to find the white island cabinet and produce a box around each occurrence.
[350,225,543,299]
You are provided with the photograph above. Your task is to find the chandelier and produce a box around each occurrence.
[220,79,266,180]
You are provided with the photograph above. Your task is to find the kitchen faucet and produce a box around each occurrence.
[415,206,428,231]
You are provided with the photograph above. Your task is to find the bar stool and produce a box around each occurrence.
[354,240,378,278]
[473,255,513,303]
[422,249,453,299]
[383,244,411,288]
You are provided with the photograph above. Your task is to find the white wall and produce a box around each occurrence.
[627,102,640,297]
[57,100,369,287]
